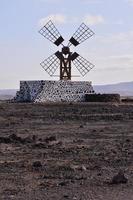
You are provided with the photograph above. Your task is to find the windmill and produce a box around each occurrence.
[39,20,95,80]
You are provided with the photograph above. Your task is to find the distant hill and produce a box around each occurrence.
[94,81,133,96]
[0,89,17,100]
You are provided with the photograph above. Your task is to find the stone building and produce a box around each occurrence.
[15,80,94,102]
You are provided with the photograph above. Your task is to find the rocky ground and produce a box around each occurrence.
[0,102,133,200]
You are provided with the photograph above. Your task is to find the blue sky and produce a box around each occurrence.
[0,0,133,89]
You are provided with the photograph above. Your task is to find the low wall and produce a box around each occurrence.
[122,98,133,103]
[85,94,121,103]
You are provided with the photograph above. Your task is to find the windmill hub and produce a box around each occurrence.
[62,46,70,55]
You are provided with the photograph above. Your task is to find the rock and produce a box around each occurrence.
[97,173,102,176]
[75,175,87,180]
[32,161,42,168]
[58,181,69,186]
[9,134,32,144]
[73,197,77,200]
[78,165,87,171]
[10,134,19,141]
[32,135,36,141]
[81,165,87,171]
[126,139,130,143]
[0,134,31,144]
[0,136,11,144]
[104,157,109,161]
[45,136,57,143]
[63,195,69,198]
[111,170,128,184]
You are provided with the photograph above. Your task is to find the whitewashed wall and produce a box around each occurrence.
[15,80,94,102]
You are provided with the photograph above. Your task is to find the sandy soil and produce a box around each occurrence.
[0,102,133,200]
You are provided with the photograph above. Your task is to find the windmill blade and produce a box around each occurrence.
[39,20,64,46]
[40,53,60,76]
[68,23,94,47]
[72,53,94,76]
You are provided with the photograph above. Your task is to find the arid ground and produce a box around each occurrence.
[0,102,133,200]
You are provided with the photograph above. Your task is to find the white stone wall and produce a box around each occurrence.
[15,80,94,102]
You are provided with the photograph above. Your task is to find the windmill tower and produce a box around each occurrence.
[39,20,95,80]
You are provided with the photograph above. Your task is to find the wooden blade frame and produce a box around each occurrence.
[72,54,95,76]
[68,23,94,47]
[39,20,64,46]
[40,53,60,76]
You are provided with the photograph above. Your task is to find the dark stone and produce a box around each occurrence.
[9,134,31,144]
[111,170,128,184]
[59,181,69,186]
[32,135,36,141]
[9,134,19,140]
[32,143,46,149]
[63,195,69,198]
[32,161,42,168]
[126,139,130,143]
[0,134,30,144]
[45,136,57,143]
[0,137,11,144]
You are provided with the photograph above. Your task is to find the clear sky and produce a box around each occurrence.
[0,0,133,89]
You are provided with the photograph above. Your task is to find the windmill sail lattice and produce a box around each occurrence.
[72,54,95,76]
[68,23,94,47]
[39,20,64,46]
[40,54,60,76]
[39,21,95,80]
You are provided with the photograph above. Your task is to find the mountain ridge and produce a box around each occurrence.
[94,81,133,96]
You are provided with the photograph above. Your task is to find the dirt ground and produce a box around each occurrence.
[0,101,133,200]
